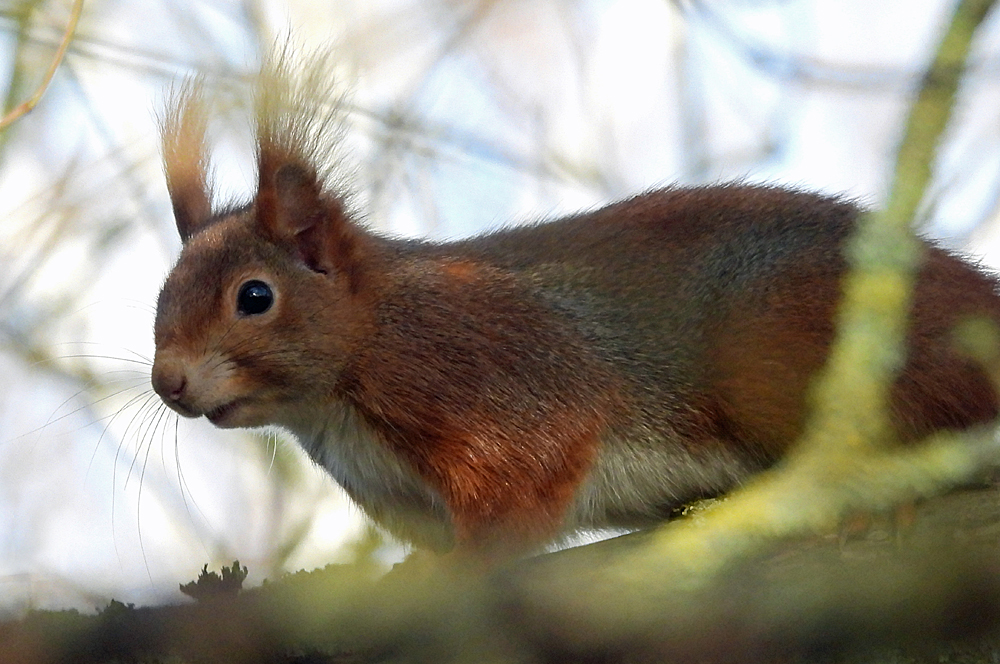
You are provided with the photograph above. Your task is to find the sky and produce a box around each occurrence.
[0,0,998,613]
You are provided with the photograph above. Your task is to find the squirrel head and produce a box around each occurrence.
[151,47,377,429]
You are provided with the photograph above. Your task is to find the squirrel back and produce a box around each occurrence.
[151,49,1000,555]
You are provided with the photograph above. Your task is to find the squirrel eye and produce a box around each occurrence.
[237,280,274,316]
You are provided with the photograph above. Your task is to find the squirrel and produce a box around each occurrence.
[151,48,1000,558]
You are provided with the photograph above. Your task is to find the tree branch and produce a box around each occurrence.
[0,0,84,131]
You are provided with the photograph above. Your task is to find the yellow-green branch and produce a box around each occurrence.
[629,0,999,586]
[0,0,84,131]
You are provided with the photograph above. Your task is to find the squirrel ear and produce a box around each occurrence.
[251,44,361,283]
[256,160,356,278]
[160,81,213,243]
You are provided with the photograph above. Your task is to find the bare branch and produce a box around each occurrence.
[0,0,84,130]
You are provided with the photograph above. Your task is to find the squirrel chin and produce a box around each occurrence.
[204,398,266,429]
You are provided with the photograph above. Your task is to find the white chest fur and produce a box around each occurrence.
[282,402,455,549]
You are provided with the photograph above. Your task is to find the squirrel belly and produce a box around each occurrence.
[151,50,1000,557]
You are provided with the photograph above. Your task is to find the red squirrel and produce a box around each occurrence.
[151,49,1000,557]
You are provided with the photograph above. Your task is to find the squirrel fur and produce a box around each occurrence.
[151,48,1000,556]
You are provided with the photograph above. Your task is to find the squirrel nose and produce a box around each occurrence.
[151,359,189,405]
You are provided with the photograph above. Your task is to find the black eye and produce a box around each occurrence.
[237,280,274,316]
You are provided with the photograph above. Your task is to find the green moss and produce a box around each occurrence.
[178,560,249,602]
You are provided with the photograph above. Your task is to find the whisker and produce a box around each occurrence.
[172,415,210,537]
[220,326,273,357]
[137,395,170,478]
[208,318,241,356]
[135,400,174,586]
[122,393,168,490]
[108,390,163,572]
[266,430,278,477]
[157,404,173,477]
[9,375,150,448]
[231,348,295,363]
[51,340,156,366]
[303,300,340,325]
[116,298,158,316]
[67,299,157,319]
[44,353,153,367]
[86,388,157,482]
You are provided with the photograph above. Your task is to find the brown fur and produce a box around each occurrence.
[151,49,1000,556]
[344,259,620,551]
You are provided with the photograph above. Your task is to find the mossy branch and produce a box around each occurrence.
[810,0,998,451]
[600,0,1000,586]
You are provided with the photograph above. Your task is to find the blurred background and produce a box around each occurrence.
[0,0,998,614]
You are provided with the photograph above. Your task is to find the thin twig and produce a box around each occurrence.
[0,0,84,130]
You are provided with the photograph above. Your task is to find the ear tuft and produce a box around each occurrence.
[253,42,362,282]
[160,80,214,242]
[253,41,352,206]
